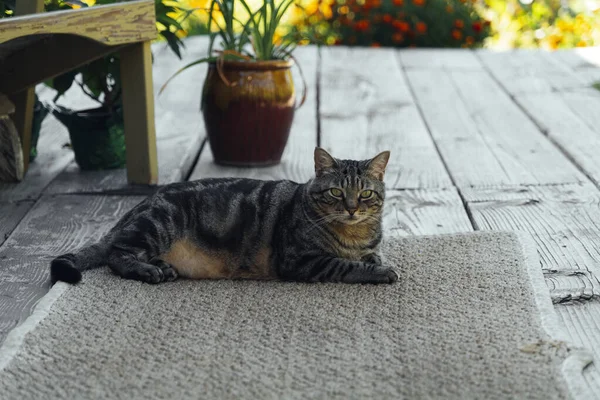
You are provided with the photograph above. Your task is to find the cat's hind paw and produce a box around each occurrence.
[150,259,179,282]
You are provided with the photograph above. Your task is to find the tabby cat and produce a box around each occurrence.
[51,148,398,285]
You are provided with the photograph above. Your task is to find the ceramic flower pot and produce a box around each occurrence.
[201,59,302,167]
[50,105,126,170]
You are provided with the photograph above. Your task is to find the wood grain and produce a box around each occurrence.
[0,36,126,95]
[44,36,209,194]
[398,48,483,70]
[0,200,34,246]
[463,183,600,392]
[319,46,451,190]
[120,41,158,185]
[546,47,600,89]
[383,188,473,237]
[0,0,156,46]
[0,194,144,346]
[190,45,319,183]
[514,91,600,186]
[476,49,585,95]
[447,69,585,186]
[404,67,586,187]
[555,301,600,392]
[0,105,73,201]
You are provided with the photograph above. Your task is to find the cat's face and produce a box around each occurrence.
[308,147,390,225]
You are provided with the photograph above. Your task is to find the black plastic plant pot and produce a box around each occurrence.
[50,105,126,170]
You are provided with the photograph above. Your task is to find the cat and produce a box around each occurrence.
[50,147,398,285]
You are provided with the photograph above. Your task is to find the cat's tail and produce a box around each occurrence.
[50,243,109,284]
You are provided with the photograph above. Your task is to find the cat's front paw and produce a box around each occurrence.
[380,267,398,284]
[365,266,398,284]
[362,253,383,265]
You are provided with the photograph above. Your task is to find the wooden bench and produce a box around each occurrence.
[0,0,159,185]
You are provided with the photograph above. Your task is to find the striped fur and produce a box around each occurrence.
[51,148,397,285]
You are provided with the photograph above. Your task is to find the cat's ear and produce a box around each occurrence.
[366,151,390,181]
[314,147,338,177]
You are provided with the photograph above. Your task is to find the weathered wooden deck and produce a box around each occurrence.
[2,36,600,393]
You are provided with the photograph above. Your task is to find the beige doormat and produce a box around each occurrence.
[0,231,593,399]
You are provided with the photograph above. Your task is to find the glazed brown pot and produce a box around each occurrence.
[201,59,299,167]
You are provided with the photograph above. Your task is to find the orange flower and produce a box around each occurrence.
[454,19,464,29]
[472,21,482,32]
[393,0,403,5]
[413,0,425,5]
[371,42,381,48]
[354,20,370,32]
[465,36,474,45]
[452,29,462,40]
[392,33,404,42]
[416,22,427,33]
[393,20,410,32]
[383,14,392,23]
[446,5,453,13]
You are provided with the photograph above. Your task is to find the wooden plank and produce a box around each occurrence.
[0,36,126,94]
[15,0,44,15]
[547,47,600,89]
[44,36,209,194]
[404,68,525,187]
[448,69,584,186]
[120,41,158,185]
[555,301,600,393]
[5,0,42,172]
[8,90,35,173]
[0,201,34,246]
[463,183,600,394]
[404,67,586,187]
[0,0,156,45]
[514,91,600,187]
[190,45,319,183]
[398,49,483,69]
[0,106,73,201]
[383,188,473,237]
[0,194,144,346]
[477,49,585,95]
[319,46,451,189]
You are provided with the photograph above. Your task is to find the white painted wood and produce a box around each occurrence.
[44,36,208,193]
[446,69,585,186]
[405,68,524,187]
[404,67,585,187]
[399,48,483,70]
[476,49,585,95]
[463,183,600,394]
[190,45,319,183]
[514,91,600,186]
[319,46,451,189]
[383,188,473,237]
[558,88,600,131]
[555,301,600,393]
[547,47,600,88]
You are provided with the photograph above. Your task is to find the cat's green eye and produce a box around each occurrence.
[329,188,343,197]
[360,190,373,199]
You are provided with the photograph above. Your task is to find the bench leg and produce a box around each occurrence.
[9,89,35,173]
[119,41,158,185]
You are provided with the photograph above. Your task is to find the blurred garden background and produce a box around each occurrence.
[3,0,598,50]
[169,0,600,50]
